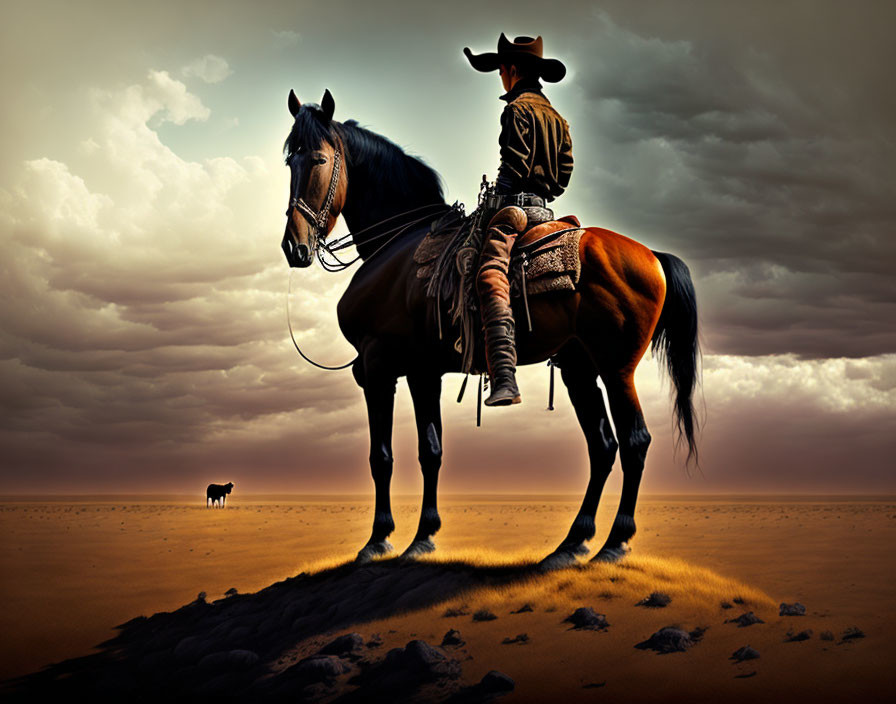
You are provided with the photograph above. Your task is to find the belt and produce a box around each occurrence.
[484,191,547,211]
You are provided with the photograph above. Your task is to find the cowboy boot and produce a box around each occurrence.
[476,206,527,406]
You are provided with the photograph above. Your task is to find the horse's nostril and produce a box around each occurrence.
[295,244,310,262]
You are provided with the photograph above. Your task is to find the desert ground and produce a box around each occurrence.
[1,495,893,701]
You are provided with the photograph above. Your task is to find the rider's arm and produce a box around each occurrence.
[496,104,532,194]
[558,118,573,191]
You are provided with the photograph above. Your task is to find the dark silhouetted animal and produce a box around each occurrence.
[206,482,234,508]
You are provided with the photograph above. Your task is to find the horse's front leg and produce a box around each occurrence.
[356,375,398,563]
[401,371,443,559]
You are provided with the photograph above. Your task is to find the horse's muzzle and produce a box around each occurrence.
[282,233,312,268]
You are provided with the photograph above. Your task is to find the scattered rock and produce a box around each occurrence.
[637,592,672,608]
[734,671,757,679]
[367,633,384,648]
[501,633,529,645]
[564,607,609,630]
[224,587,238,597]
[731,645,760,662]
[319,632,365,656]
[635,627,699,653]
[285,655,351,685]
[173,635,211,664]
[197,649,259,671]
[382,640,462,683]
[196,591,207,602]
[779,602,806,616]
[473,609,497,622]
[785,630,813,642]
[726,611,764,627]
[720,601,733,610]
[732,597,745,605]
[583,682,606,688]
[820,630,834,641]
[511,603,534,614]
[441,629,465,647]
[479,670,514,693]
[443,606,469,618]
[841,627,865,641]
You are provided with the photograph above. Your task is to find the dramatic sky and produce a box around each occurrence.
[1,0,894,494]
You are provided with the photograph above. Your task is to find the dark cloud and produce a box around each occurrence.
[564,9,896,359]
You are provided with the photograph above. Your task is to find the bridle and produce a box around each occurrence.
[286,145,343,250]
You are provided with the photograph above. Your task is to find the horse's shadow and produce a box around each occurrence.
[5,558,542,701]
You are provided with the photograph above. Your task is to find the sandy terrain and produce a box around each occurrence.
[1,495,893,701]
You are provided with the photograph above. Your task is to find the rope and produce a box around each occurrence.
[287,269,356,370]
[286,202,454,370]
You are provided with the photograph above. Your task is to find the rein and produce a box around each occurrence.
[286,201,454,369]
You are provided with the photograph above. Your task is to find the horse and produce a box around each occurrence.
[281,89,699,568]
[207,482,234,508]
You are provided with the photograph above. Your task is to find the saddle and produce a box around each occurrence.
[413,205,584,373]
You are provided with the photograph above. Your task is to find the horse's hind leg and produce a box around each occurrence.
[356,375,398,563]
[401,371,443,559]
[593,373,651,562]
[540,344,618,571]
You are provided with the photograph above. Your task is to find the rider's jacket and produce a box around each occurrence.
[495,77,574,202]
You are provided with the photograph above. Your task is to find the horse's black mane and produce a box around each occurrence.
[283,104,445,215]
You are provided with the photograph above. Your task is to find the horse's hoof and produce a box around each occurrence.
[538,548,584,572]
[355,540,393,564]
[400,539,436,560]
[591,543,632,564]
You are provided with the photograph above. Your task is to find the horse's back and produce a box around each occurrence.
[572,227,666,362]
[578,226,666,304]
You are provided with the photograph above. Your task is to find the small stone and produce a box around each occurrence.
[511,603,534,614]
[472,609,497,622]
[841,626,865,641]
[443,606,469,617]
[565,607,609,630]
[479,670,514,693]
[732,597,745,604]
[720,601,733,610]
[785,630,812,642]
[196,591,207,602]
[319,633,365,656]
[779,602,806,616]
[382,640,461,682]
[726,611,764,627]
[637,592,671,608]
[224,587,238,597]
[731,645,760,662]
[287,655,351,684]
[820,630,835,641]
[635,627,696,653]
[501,633,529,645]
[198,649,260,670]
[441,629,465,647]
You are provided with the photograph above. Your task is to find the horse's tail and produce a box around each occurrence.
[651,251,700,467]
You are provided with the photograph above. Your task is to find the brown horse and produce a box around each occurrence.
[282,89,699,568]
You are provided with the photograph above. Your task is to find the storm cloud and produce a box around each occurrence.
[0,0,893,494]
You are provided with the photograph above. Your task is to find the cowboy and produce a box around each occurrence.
[463,34,574,406]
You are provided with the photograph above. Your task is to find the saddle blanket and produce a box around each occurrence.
[414,213,584,297]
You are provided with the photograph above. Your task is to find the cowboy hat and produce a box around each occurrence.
[463,33,566,83]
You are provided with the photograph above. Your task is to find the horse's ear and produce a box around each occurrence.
[320,89,335,123]
[288,89,301,117]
